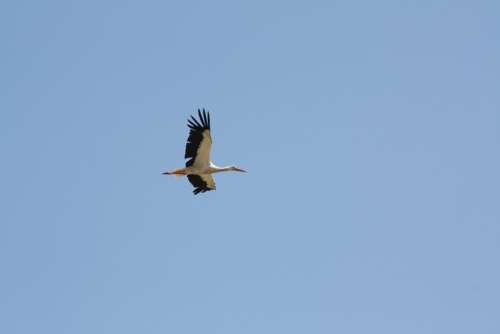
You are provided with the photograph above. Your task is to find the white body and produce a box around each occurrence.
[164,109,246,194]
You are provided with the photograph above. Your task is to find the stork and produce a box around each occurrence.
[163,109,247,195]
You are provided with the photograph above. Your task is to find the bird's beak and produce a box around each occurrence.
[235,167,247,173]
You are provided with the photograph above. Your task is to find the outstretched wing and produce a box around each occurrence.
[185,109,212,168]
[187,174,216,195]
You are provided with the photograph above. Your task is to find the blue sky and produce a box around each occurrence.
[2,1,500,333]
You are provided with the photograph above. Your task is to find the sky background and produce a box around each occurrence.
[2,1,500,333]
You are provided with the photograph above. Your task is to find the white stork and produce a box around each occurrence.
[163,109,247,195]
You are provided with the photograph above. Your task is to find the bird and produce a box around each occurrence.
[163,109,247,195]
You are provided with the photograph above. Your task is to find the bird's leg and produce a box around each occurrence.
[162,168,186,176]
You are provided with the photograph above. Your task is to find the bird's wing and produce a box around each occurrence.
[187,174,216,195]
[185,109,212,168]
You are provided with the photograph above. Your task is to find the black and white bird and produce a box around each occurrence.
[163,109,247,195]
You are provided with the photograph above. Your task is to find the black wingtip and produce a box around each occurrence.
[187,108,211,130]
[187,119,197,129]
[198,109,203,125]
[203,109,208,128]
[190,115,201,128]
[192,108,210,129]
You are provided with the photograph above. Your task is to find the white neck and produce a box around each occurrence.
[209,165,234,173]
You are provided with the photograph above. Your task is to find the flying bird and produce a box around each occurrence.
[163,109,247,194]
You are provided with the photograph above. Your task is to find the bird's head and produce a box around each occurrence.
[230,166,247,173]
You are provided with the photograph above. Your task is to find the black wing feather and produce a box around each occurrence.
[187,174,214,195]
[187,119,198,129]
[185,108,211,167]
[190,115,201,128]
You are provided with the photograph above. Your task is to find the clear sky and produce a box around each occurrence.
[2,1,499,333]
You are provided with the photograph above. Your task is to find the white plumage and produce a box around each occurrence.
[163,109,246,195]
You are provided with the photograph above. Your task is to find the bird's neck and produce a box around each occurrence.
[210,165,233,173]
